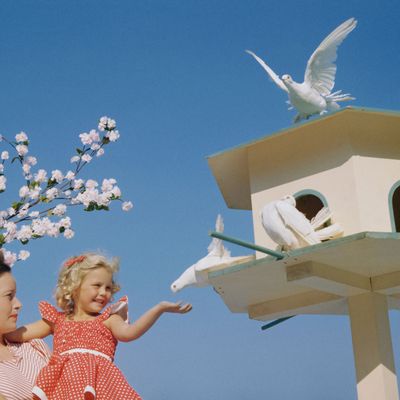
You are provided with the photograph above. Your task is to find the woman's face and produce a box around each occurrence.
[0,272,22,336]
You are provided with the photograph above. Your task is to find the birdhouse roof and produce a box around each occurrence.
[207,107,400,210]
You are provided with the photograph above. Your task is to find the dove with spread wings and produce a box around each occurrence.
[246,18,357,122]
[170,215,254,293]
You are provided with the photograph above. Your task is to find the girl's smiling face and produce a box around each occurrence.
[0,272,22,337]
[73,267,113,317]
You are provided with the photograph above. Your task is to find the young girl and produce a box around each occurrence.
[7,253,192,400]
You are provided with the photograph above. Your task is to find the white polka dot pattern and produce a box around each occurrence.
[33,297,142,400]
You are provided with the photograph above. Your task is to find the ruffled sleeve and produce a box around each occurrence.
[99,296,129,322]
[39,301,62,324]
[30,339,52,362]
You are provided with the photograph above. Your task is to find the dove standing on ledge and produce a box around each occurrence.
[171,215,254,293]
[246,18,357,122]
[261,195,343,250]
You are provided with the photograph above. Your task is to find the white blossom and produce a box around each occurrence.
[106,130,120,142]
[18,250,30,260]
[107,118,116,129]
[31,217,53,237]
[45,188,58,201]
[19,185,29,198]
[59,217,71,229]
[73,179,84,190]
[81,154,92,163]
[51,169,64,183]
[7,207,15,217]
[16,144,28,156]
[85,179,98,189]
[111,186,121,198]
[89,129,100,142]
[1,151,9,160]
[79,132,92,145]
[52,204,67,216]
[26,156,37,166]
[34,169,48,183]
[17,204,30,218]
[16,225,32,241]
[98,116,108,131]
[4,222,17,241]
[29,187,40,200]
[0,176,6,191]
[101,179,114,192]
[70,155,80,163]
[75,189,99,207]
[96,148,105,157]
[65,171,75,180]
[22,163,31,174]
[29,211,40,218]
[122,201,133,211]
[63,229,74,239]
[91,143,100,151]
[15,132,28,143]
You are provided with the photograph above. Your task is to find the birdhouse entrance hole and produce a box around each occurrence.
[294,193,325,221]
[391,184,400,232]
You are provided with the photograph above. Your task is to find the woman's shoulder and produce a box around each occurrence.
[6,339,51,361]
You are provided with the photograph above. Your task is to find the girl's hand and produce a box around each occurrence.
[158,301,192,314]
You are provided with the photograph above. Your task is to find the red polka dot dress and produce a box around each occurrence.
[32,296,142,400]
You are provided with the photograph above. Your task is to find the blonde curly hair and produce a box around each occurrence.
[55,253,120,315]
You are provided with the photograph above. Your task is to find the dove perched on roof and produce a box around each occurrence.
[170,215,254,293]
[261,195,343,250]
[246,18,357,122]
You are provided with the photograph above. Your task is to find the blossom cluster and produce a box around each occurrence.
[0,117,133,266]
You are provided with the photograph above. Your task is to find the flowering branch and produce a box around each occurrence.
[0,117,133,266]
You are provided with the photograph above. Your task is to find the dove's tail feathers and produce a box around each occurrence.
[316,223,344,241]
[311,207,332,229]
[326,91,355,103]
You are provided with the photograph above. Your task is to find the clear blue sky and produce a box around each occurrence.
[2,1,400,399]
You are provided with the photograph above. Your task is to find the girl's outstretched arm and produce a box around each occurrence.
[5,319,53,342]
[105,301,192,342]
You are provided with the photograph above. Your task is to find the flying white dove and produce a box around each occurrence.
[246,18,357,122]
[170,214,254,293]
[261,195,343,250]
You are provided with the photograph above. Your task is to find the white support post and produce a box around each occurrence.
[348,293,399,400]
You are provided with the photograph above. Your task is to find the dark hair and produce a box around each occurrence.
[0,251,11,276]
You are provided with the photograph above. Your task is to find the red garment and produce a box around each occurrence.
[32,296,141,400]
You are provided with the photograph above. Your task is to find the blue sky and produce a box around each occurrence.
[2,1,400,399]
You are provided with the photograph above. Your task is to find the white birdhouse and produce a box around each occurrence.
[207,107,400,400]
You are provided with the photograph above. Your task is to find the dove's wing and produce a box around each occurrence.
[207,214,225,256]
[310,207,332,229]
[246,50,288,93]
[275,201,320,245]
[304,18,357,95]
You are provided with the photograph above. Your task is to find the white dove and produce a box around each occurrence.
[261,195,343,250]
[170,214,254,293]
[246,18,357,122]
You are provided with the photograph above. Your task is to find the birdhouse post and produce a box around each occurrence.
[207,108,400,400]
